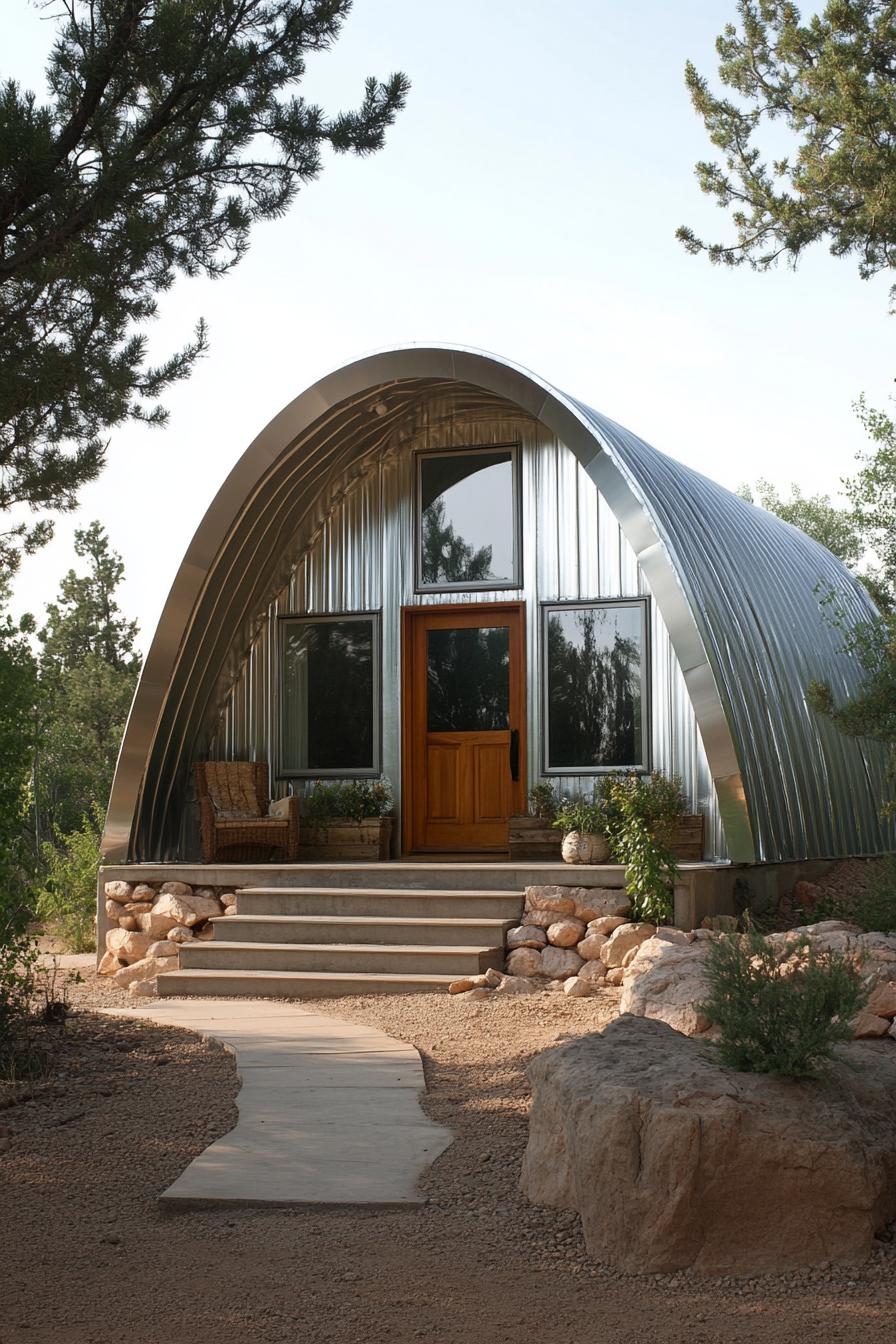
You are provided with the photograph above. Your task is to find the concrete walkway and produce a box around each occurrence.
[103,997,453,1208]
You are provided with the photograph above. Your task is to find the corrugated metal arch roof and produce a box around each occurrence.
[103,344,893,864]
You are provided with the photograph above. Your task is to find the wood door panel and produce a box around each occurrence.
[402,603,526,854]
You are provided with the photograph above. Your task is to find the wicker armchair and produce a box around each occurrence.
[194,760,299,863]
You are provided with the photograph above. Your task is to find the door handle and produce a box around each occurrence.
[509,729,520,782]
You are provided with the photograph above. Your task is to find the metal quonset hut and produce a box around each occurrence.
[103,344,893,872]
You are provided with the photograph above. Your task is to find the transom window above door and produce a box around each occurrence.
[416,445,521,591]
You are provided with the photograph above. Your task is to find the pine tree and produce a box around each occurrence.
[0,1,409,572]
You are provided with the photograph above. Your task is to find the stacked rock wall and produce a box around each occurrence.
[100,880,237,997]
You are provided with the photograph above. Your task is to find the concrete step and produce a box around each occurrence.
[157,968,459,998]
[235,862,626,892]
[179,940,503,976]
[236,887,525,920]
[213,913,516,946]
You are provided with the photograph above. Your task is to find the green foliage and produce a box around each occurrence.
[678,1,896,311]
[0,900,38,1051]
[36,804,103,954]
[849,397,896,602]
[527,780,558,820]
[0,0,409,572]
[303,777,393,822]
[801,858,896,933]
[552,793,606,837]
[600,772,687,924]
[700,929,867,1077]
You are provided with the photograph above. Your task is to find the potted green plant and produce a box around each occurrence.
[509,781,562,858]
[552,793,610,864]
[298,778,394,860]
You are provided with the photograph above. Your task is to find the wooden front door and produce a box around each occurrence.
[401,603,526,854]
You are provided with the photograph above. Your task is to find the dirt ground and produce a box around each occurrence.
[1,963,895,1344]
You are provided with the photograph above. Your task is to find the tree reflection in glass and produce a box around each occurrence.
[546,605,643,768]
[282,619,374,771]
[419,450,515,586]
[427,626,510,732]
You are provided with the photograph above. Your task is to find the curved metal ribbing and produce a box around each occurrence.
[103,345,894,864]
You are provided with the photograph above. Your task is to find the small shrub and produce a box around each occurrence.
[303,777,393,822]
[527,780,558,820]
[600,772,687,924]
[802,859,896,933]
[36,804,103,953]
[700,929,867,1078]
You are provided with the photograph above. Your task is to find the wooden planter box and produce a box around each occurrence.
[509,815,562,859]
[297,817,393,861]
[508,813,705,862]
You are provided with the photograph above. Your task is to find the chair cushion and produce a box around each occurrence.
[204,761,261,820]
[214,818,288,831]
[268,797,292,819]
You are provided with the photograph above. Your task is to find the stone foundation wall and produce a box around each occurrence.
[99,880,237,998]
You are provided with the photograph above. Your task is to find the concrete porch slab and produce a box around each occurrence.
[102,997,452,1207]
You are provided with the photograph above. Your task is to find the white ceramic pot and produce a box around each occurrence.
[561,830,610,864]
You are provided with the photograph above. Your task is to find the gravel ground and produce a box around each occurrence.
[1,964,894,1344]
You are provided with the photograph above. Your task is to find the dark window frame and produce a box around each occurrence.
[415,442,523,594]
[540,598,651,775]
[277,611,382,779]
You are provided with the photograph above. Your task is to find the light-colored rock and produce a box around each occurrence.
[158,881,193,898]
[654,927,691,945]
[563,976,594,997]
[867,981,896,1018]
[104,881,133,903]
[193,886,217,898]
[113,954,177,989]
[128,978,158,998]
[507,925,548,950]
[223,905,238,915]
[524,886,576,916]
[150,892,196,927]
[132,883,157,903]
[578,960,608,985]
[105,928,153,965]
[137,911,179,938]
[521,909,557,930]
[104,899,121,921]
[495,975,540,995]
[540,946,584,980]
[852,1010,892,1039]
[180,893,224,922]
[484,967,504,988]
[618,937,711,1036]
[123,901,153,916]
[546,918,587,948]
[587,915,629,937]
[621,945,641,968]
[97,950,120,975]
[147,940,178,958]
[576,890,631,920]
[117,915,138,932]
[605,967,625,986]
[506,947,544,978]
[449,975,488,994]
[520,1014,896,1275]
[577,933,608,961]
[560,830,610,864]
[220,892,237,908]
[599,922,657,968]
[166,925,193,944]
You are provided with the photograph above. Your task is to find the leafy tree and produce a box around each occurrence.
[546,610,641,767]
[34,521,139,840]
[36,802,104,953]
[677,1,896,309]
[848,396,896,595]
[0,0,409,572]
[420,499,494,585]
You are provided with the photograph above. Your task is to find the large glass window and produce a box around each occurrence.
[543,601,648,772]
[426,625,510,732]
[417,446,520,590]
[280,615,379,775]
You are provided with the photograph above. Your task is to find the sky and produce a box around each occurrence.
[5,0,894,653]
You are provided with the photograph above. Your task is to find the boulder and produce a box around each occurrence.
[113,954,178,989]
[524,886,576,917]
[97,950,120,976]
[562,976,593,997]
[132,883,157,902]
[599,922,657,969]
[654,927,691,946]
[104,881,133,903]
[852,1011,892,1039]
[546,918,586,949]
[868,981,896,1019]
[147,940,178,958]
[220,892,237,908]
[507,925,548,951]
[117,915,139,932]
[137,911,179,938]
[128,978,159,998]
[123,901,153,916]
[104,899,121,921]
[506,947,543,978]
[577,934,608,961]
[578,960,608,985]
[151,892,196,927]
[520,1014,896,1275]
[449,975,488,994]
[223,905,238,915]
[619,936,711,1036]
[484,967,504,988]
[158,881,192,898]
[495,975,540,995]
[587,915,629,937]
[105,928,153,965]
[180,893,224,922]
[167,925,194,944]
[540,946,584,980]
[521,909,558,930]
[605,968,625,986]
[570,889,630,922]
